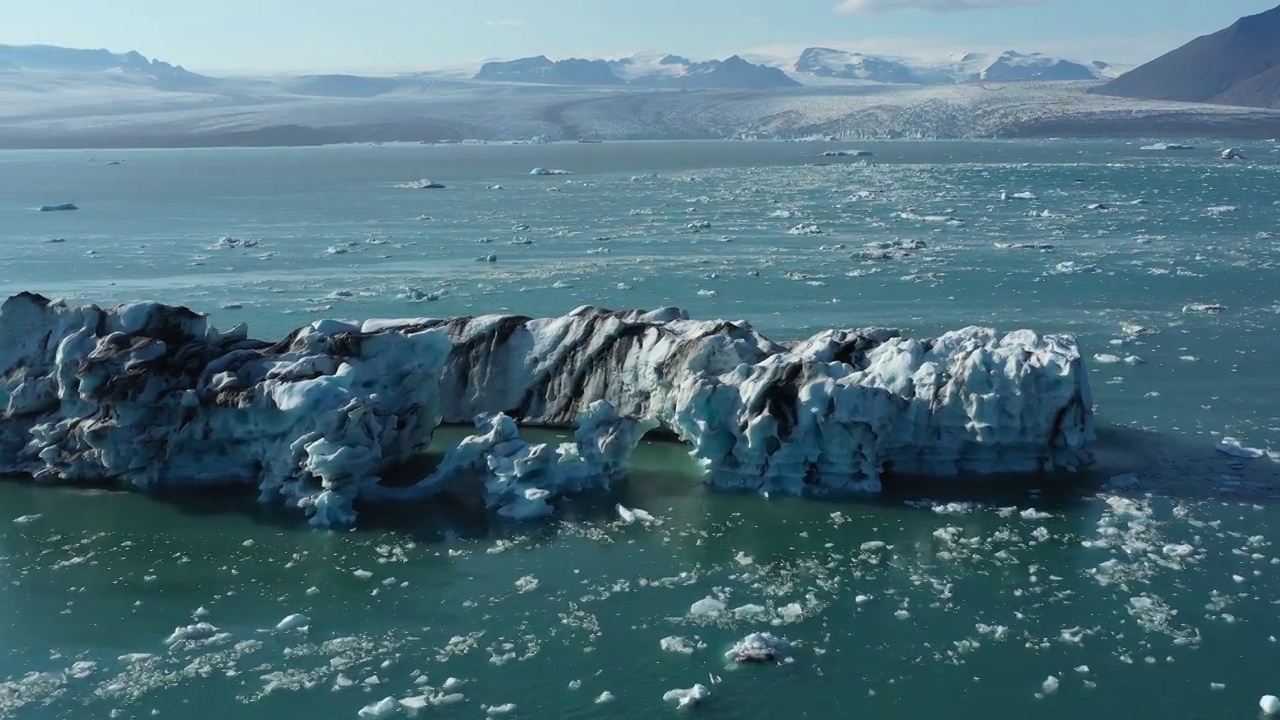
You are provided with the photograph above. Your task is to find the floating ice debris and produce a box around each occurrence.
[661,636,697,655]
[485,703,517,716]
[1182,303,1226,314]
[995,242,1055,251]
[696,290,717,297]
[1046,261,1100,275]
[514,575,539,593]
[689,598,726,618]
[895,211,963,224]
[1041,676,1060,695]
[1141,143,1194,151]
[118,653,155,664]
[1214,438,1268,460]
[358,697,399,718]
[855,238,926,260]
[12,514,41,524]
[1222,148,1245,160]
[38,203,78,212]
[787,223,823,235]
[686,221,711,231]
[821,149,873,157]
[275,613,310,631]
[164,622,220,645]
[442,678,465,691]
[1261,695,1280,716]
[397,179,446,189]
[567,680,582,690]
[1094,354,1121,365]
[208,236,259,250]
[1085,203,1110,210]
[616,504,636,524]
[726,633,787,663]
[353,569,375,580]
[1206,205,1238,215]
[401,288,441,302]
[663,684,710,708]
[530,167,571,175]
[860,541,887,552]
[594,691,616,704]
[768,209,801,219]
[1007,191,1038,200]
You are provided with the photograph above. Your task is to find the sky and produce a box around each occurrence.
[2,0,1277,73]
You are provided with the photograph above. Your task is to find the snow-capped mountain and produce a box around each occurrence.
[608,53,799,89]
[794,48,919,83]
[474,53,798,89]
[788,48,1123,85]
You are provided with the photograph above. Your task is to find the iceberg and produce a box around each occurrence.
[38,203,78,212]
[0,292,451,527]
[0,295,1094,525]
[529,167,572,176]
[397,178,446,189]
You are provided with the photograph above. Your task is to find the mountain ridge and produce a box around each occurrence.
[1092,3,1280,108]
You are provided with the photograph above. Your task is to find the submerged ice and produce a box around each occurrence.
[0,294,1094,525]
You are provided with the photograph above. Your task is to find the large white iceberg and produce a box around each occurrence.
[0,292,451,526]
[0,295,1095,525]
[412,306,1095,495]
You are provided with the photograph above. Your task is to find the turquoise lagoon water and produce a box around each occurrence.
[0,140,1278,719]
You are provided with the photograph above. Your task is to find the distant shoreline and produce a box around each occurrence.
[2,123,1279,151]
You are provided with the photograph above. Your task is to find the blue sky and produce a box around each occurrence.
[2,0,1276,72]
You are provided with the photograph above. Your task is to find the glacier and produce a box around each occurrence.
[0,294,1095,526]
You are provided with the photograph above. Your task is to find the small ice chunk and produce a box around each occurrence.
[661,636,696,655]
[594,691,615,704]
[860,541,886,552]
[1262,695,1280,716]
[514,576,539,593]
[353,570,374,580]
[689,598,725,617]
[1041,676,1060,695]
[1215,438,1266,459]
[441,677,465,691]
[163,622,219,645]
[568,679,582,690]
[358,697,398,718]
[12,514,42,524]
[275,614,309,631]
[662,684,710,708]
[486,703,517,716]
[726,633,786,663]
[616,504,636,524]
[399,695,429,710]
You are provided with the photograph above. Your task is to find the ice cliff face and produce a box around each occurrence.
[0,295,1095,525]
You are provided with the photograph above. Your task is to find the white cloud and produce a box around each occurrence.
[485,19,524,27]
[835,0,1051,13]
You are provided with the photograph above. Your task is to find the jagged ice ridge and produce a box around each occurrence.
[0,294,1095,525]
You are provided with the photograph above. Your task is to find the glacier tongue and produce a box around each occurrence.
[0,294,1094,526]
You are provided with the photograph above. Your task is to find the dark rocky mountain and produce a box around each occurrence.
[475,56,625,85]
[0,44,212,90]
[1092,3,1280,107]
